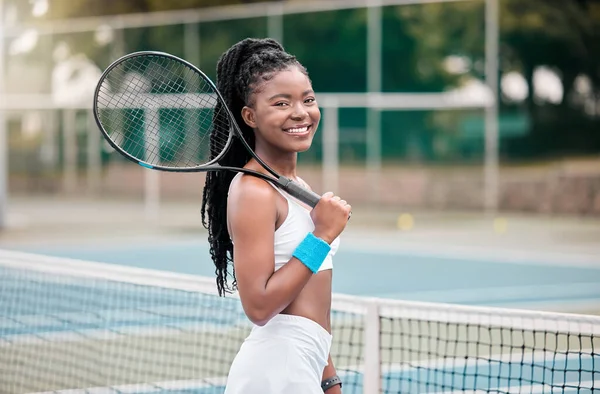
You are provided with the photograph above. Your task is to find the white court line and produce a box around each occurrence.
[0,302,248,345]
[0,319,251,347]
[0,305,245,330]
[377,282,600,305]
[494,299,600,314]
[17,233,600,269]
[340,235,600,269]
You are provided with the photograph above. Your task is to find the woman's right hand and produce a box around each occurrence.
[311,192,352,244]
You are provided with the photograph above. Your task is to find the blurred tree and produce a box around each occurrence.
[503,0,592,104]
[500,0,599,157]
[392,0,600,160]
[395,0,596,102]
[11,0,599,161]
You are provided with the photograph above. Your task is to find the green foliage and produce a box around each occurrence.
[12,0,600,162]
[284,9,368,92]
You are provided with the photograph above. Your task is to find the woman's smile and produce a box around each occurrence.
[283,123,313,136]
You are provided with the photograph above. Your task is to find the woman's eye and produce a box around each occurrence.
[274,102,288,107]
[305,98,316,104]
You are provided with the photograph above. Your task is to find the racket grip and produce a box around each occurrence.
[278,177,321,208]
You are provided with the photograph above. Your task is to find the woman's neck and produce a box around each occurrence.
[251,148,299,180]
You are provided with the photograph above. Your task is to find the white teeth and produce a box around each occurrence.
[286,126,309,133]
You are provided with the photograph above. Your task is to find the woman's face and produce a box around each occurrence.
[242,66,321,155]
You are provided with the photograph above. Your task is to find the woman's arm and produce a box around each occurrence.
[321,307,342,393]
[322,355,342,393]
[228,175,350,327]
[228,176,314,326]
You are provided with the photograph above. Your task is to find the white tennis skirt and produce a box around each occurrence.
[224,313,333,394]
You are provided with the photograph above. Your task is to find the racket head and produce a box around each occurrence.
[93,51,239,171]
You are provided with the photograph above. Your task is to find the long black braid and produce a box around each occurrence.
[201,38,309,296]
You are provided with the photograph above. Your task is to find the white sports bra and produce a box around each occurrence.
[228,174,340,272]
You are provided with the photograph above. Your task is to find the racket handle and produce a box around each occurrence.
[277,177,321,208]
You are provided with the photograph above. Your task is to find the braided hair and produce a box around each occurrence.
[201,38,309,296]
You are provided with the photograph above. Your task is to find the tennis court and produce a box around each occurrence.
[14,231,600,311]
[1,240,599,394]
[1,0,599,392]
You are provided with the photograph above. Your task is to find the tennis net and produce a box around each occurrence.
[0,249,598,393]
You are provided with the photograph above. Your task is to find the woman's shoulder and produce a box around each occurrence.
[226,173,281,236]
[228,173,279,209]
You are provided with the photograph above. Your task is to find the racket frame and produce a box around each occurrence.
[93,51,322,207]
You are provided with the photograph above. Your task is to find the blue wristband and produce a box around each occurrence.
[292,233,331,274]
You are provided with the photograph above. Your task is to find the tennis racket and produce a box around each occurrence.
[93,51,322,208]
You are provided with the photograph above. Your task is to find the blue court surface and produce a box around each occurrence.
[10,235,600,311]
[2,237,599,394]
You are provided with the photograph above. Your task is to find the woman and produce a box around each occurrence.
[201,37,350,394]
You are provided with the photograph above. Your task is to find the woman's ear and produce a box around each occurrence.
[241,106,257,129]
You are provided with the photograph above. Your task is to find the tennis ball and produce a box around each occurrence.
[397,213,414,231]
[493,217,508,234]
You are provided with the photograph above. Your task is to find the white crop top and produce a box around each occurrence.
[228,174,340,272]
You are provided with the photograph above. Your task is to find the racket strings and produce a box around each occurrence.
[140,56,201,165]
[96,84,152,160]
[178,65,232,166]
[151,55,232,158]
[96,54,232,168]
[96,64,169,164]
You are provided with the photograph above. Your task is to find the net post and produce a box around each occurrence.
[322,100,339,194]
[363,300,381,394]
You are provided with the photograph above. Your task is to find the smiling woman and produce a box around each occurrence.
[201,38,350,394]
[241,68,320,156]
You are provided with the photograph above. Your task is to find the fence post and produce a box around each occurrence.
[323,102,339,194]
[0,0,6,230]
[267,2,284,44]
[144,109,160,223]
[87,109,101,194]
[363,300,381,394]
[484,0,500,215]
[62,109,78,194]
[367,1,382,204]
